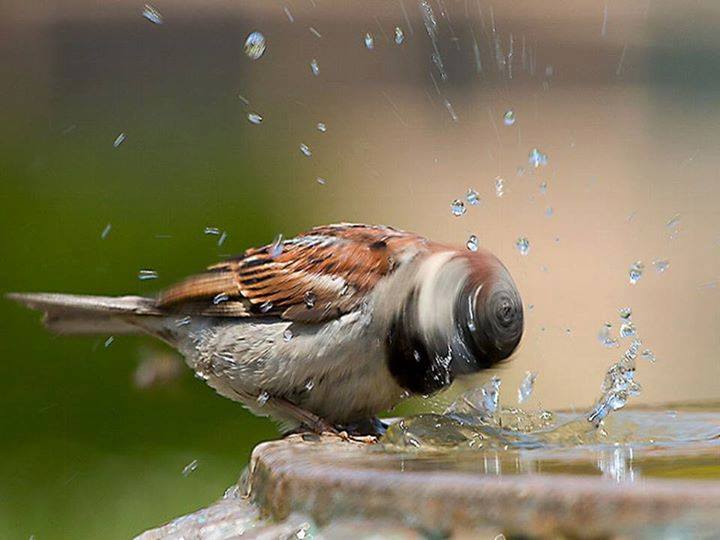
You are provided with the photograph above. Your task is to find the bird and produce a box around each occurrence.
[8,223,524,435]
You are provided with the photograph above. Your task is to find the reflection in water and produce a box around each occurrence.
[381,406,720,483]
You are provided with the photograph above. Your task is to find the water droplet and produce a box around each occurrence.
[259,301,273,313]
[182,459,199,477]
[515,236,530,256]
[217,231,227,246]
[138,269,158,280]
[628,261,644,284]
[619,321,636,338]
[213,293,230,305]
[364,32,374,50]
[653,259,670,273]
[100,223,112,240]
[269,234,283,258]
[466,188,480,206]
[113,133,126,147]
[482,376,502,415]
[283,328,293,342]
[618,306,632,320]
[175,316,192,327]
[394,26,405,45]
[539,180,548,194]
[283,6,294,22]
[450,199,466,216]
[316,122,327,132]
[598,323,619,348]
[517,371,537,404]
[299,143,312,157]
[204,227,221,236]
[641,349,656,363]
[666,213,681,229]
[256,392,270,406]
[495,177,505,198]
[316,177,327,185]
[503,109,516,126]
[466,235,479,252]
[244,31,266,60]
[142,4,163,24]
[104,336,114,348]
[528,148,548,168]
[545,206,554,217]
[309,27,322,39]
[310,58,319,76]
[305,380,315,391]
[304,291,316,308]
[444,99,458,122]
[247,112,263,125]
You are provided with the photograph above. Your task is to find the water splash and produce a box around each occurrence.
[503,110,516,126]
[450,199,466,217]
[515,237,530,256]
[466,188,480,206]
[518,371,538,404]
[244,32,266,60]
[418,0,447,80]
[142,4,163,25]
[628,261,644,284]
[247,112,263,125]
[466,235,479,252]
[364,32,375,50]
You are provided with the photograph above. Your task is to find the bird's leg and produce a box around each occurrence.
[269,396,340,436]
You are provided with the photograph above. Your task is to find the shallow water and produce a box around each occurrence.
[380,403,720,482]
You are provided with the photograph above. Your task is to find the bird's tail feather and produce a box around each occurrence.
[7,292,162,335]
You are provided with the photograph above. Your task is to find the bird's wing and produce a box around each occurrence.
[157,223,427,322]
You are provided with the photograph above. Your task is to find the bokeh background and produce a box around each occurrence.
[2,0,720,537]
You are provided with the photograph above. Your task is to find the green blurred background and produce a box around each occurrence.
[3,0,720,537]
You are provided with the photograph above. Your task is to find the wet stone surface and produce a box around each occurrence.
[138,406,720,539]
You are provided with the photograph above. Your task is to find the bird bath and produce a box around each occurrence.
[138,402,720,539]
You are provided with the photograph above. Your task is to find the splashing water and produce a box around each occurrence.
[394,27,405,45]
[495,177,505,197]
[515,236,530,256]
[299,143,312,157]
[247,112,263,125]
[142,4,163,25]
[518,371,538,404]
[364,32,374,50]
[138,269,159,280]
[244,32,266,60]
[182,460,199,477]
[310,59,319,76]
[316,122,327,133]
[528,148,549,167]
[653,259,670,273]
[269,234,284,258]
[304,291,316,308]
[113,133,126,147]
[466,189,480,206]
[466,235,479,252]
[628,261,644,284]
[418,0,447,80]
[598,323,619,348]
[450,199,466,217]
[503,110,516,126]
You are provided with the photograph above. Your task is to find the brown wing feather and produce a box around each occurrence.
[157,223,427,322]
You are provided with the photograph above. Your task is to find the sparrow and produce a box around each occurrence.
[8,223,524,434]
